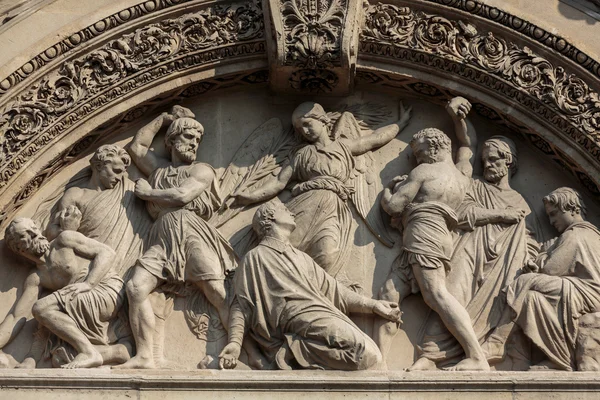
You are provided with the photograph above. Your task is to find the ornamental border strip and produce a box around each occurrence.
[0,0,265,189]
[0,0,198,96]
[421,0,600,78]
[360,4,600,166]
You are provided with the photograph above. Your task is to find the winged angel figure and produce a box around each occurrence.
[213,101,412,278]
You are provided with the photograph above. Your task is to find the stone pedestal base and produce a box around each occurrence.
[1,370,599,399]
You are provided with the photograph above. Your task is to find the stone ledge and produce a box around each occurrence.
[1,370,600,391]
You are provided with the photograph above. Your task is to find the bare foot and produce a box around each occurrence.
[61,349,103,369]
[529,360,566,371]
[444,357,490,372]
[112,355,156,369]
[15,357,36,369]
[407,357,437,371]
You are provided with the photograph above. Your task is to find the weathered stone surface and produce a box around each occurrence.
[0,0,600,396]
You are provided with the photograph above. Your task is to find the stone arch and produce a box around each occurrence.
[0,0,598,225]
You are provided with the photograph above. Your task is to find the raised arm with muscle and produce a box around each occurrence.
[134,164,216,208]
[447,97,477,178]
[127,112,174,176]
[342,102,412,156]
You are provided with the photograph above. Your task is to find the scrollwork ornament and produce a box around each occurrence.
[0,1,264,187]
[361,4,600,143]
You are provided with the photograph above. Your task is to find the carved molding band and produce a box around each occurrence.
[1,0,600,223]
[0,0,265,190]
[360,3,600,187]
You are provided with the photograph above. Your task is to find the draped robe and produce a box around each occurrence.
[234,237,377,370]
[507,221,600,370]
[419,178,539,363]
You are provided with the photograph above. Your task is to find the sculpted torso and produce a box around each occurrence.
[410,163,470,209]
[38,242,89,291]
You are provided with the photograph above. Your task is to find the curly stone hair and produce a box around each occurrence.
[90,144,131,171]
[543,187,587,219]
[410,127,452,161]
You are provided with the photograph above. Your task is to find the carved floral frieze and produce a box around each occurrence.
[361,3,600,168]
[0,1,264,188]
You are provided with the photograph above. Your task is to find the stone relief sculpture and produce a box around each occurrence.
[406,136,542,370]
[0,95,597,374]
[378,97,490,371]
[218,199,401,370]
[233,101,411,278]
[0,216,130,369]
[116,106,238,369]
[40,144,152,277]
[482,187,600,371]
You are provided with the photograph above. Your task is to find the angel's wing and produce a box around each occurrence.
[210,118,298,227]
[327,102,393,131]
[332,111,396,247]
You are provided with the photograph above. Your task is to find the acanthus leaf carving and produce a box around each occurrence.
[0,1,264,188]
[361,3,600,146]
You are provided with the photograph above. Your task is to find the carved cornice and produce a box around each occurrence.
[359,3,600,193]
[0,0,265,190]
[421,0,600,78]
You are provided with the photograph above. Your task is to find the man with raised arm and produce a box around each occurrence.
[115,106,237,369]
[379,97,490,371]
[218,199,401,370]
[0,215,129,369]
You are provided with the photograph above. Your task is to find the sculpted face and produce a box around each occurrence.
[173,128,202,164]
[97,158,127,189]
[273,202,297,232]
[412,138,435,164]
[545,203,575,234]
[11,219,50,257]
[296,117,328,143]
[482,146,509,183]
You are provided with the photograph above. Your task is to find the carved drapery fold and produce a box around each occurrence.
[0,0,600,224]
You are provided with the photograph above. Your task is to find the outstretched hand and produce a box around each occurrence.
[219,342,241,370]
[398,102,413,129]
[373,300,402,324]
[446,97,471,120]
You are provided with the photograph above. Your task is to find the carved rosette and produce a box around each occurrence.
[264,0,363,94]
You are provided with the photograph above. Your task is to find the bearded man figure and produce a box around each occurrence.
[45,144,152,276]
[114,109,237,369]
[0,216,129,369]
[411,136,540,370]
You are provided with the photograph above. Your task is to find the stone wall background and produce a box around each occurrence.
[1,87,597,370]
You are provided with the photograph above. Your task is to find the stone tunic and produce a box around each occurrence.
[287,140,355,277]
[138,164,237,282]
